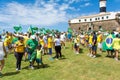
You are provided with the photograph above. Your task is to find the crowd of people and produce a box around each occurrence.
[0,29,120,77]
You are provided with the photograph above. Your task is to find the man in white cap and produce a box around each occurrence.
[26,35,38,69]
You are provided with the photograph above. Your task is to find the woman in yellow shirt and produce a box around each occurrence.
[112,34,120,61]
[88,33,93,57]
[23,33,29,61]
[14,37,25,71]
[48,35,53,60]
[39,36,44,47]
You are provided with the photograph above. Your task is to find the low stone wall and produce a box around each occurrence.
[69,19,120,32]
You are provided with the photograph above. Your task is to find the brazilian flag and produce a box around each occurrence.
[102,34,115,51]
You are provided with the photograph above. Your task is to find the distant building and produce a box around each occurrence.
[68,0,120,32]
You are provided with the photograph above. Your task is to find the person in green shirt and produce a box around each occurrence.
[26,35,38,69]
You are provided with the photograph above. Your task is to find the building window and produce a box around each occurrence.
[102,17,104,20]
[90,19,92,21]
[84,19,87,22]
[106,16,109,19]
[95,18,97,20]
[98,18,100,20]
[79,20,81,22]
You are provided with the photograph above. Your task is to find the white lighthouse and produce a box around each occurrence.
[100,0,107,13]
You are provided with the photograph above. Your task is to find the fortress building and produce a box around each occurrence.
[68,0,120,32]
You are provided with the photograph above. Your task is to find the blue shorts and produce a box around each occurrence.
[5,46,9,53]
[36,59,42,63]
[25,47,28,53]
[48,48,52,55]
[92,45,97,51]
[88,44,92,48]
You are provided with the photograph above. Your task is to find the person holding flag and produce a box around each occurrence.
[26,35,38,69]
[112,34,120,61]
[102,32,115,57]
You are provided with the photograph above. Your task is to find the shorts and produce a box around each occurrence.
[88,44,92,48]
[98,43,102,48]
[0,54,4,60]
[5,46,9,53]
[25,47,28,53]
[74,43,79,49]
[92,45,97,51]
[86,40,88,43]
[36,59,42,63]
[8,44,12,49]
[48,48,52,55]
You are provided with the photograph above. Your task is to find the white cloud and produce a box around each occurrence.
[0,2,67,26]
[0,0,91,28]
[80,2,91,7]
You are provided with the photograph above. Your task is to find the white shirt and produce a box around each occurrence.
[0,42,4,56]
[54,38,61,46]
[60,34,66,41]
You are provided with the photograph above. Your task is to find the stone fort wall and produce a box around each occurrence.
[69,19,120,32]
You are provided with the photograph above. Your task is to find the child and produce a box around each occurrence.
[36,45,44,68]
[29,45,44,69]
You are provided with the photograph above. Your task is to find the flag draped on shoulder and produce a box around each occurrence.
[102,34,115,51]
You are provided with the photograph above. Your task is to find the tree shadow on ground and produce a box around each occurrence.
[22,64,50,70]
[34,64,50,70]
[65,47,70,49]
[79,48,83,53]
[3,71,20,77]
[96,54,102,58]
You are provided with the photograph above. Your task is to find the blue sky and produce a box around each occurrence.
[0,0,120,32]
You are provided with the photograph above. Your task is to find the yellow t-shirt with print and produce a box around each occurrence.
[39,39,44,46]
[23,36,29,47]
[48,38,53,48]
[15,41,25,53]
[112,38,120,50]
[89,35,93,44]
[8,35,13,44]
[4,38,10,47]
[97,34,102,43]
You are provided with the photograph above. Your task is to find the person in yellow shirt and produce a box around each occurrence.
[74,35,80,54]
[14,37,25,71]
[97,31,103,53]
[85,33,89,47]
[23,33,29,61]
[112,34,120,61]
[48,35,54,60]
[39,35,44,55]
[8,33,13,49]
[39,36,44,48]
[4,36,10,53]
[87,33,93,57]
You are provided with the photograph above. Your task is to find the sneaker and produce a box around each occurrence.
[114,57,119,61]
[16,68,19,71]
[76,52,79,54]
[92,55,96,58]
[89,54,93,57]
[56,59,59,60]
[31,66,34,69]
